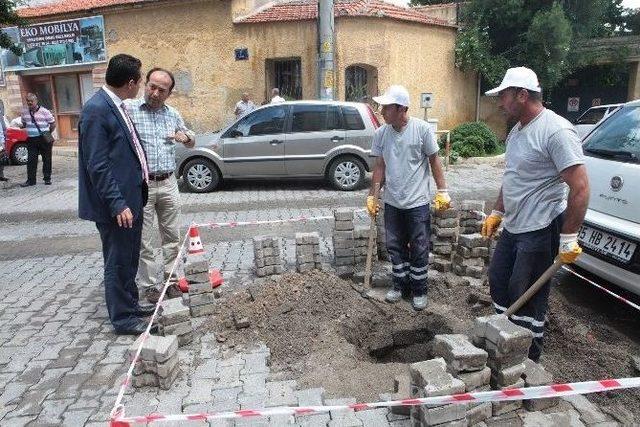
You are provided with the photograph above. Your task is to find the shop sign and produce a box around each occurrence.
[1,15,106,72]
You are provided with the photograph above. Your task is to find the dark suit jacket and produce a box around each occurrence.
[78,88,148,224]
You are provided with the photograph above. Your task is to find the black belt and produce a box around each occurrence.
[148,171,173,181]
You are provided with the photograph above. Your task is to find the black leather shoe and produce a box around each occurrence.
[44,180,51,185]
[0,177,8,182]
[20,182,35,187]
[115,320,158,335]
[136,303,157,317]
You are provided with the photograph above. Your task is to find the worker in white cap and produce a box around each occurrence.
[366,85,450,311]
[482,67,590,361]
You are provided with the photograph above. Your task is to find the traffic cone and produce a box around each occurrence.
[210,269,223,288]
[188,226,204,255]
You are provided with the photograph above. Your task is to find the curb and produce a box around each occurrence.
[53,147,78,158]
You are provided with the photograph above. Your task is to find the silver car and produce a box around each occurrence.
[175,101,379,192]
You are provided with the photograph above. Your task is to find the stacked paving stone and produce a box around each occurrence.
[522,358,559,411]
[128,334,179,390]
[185,255,216,317]
[333,208,355,270]
[453,233,489,279]
[458,200,486,234]
[430,207,459,273]
[375,201,389,261]
[472,314,534,417]
[353,225,377,265]
[158,298,193,346]
[409,358,467,426]
[253,235,284,277]
[430,334,493,425]
[295,232,321,273]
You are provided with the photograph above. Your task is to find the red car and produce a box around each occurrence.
[4,127,28,165]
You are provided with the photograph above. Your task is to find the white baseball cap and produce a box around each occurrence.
[373,85,410,107]
[485,67,541,96]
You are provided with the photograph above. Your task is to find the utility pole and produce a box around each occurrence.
[317,0,335,100]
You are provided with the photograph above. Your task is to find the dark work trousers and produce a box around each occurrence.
[96,216,143,331]
[488,213,563,362]
[26,135,52,184]
[384,203,431,297]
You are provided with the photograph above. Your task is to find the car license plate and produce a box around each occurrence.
[578,225,637,263]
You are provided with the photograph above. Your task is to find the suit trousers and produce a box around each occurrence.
[137,174,181,289]
[96,216,143,331]
[26,136,52,184]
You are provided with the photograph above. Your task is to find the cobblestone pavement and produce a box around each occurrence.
[0,156,504,426]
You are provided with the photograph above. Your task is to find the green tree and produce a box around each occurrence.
[0,0,25,55]
[454,0,627,91]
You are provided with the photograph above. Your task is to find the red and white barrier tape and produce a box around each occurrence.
[562,265,640,312]
[111,376,640,424]
[194,209,366,229]
[110,227,192,421]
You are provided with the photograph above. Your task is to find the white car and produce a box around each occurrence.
[574,100,640,296]
[574,104,622,139]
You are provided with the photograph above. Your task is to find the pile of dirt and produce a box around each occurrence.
[205,268,640,422]
[206,269,479,400]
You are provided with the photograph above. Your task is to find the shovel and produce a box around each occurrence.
[364,183,381,289]
[505,258,564,316]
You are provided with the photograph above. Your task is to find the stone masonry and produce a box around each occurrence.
[409,358,467,426]
[158,298,193,347]
[453,233,489,279]
[295,232,322,273]
[458,200,486,234]
[430,334,492,425]
[430,207,459,273]
[472,314,534,417]
[333,208,356,273]
[127,335,180,390]
[353,225,377,266]
[253,236,285,277]
[185,254,216,318]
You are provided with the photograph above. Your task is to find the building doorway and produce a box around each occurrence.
[265,58,302,102]
[21,71,96,144]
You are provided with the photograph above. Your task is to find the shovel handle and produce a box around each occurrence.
[364,183,381,288]
[505,258,563,316]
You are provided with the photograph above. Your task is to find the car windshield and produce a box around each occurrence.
[583,105,640,162]
[576,108,606,125]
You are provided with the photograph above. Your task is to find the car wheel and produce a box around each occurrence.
[183,158,221,193]
[328,156,365,191]
[11,143,28,165]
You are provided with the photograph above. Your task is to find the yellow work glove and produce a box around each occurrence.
[559,233,583,264]
[433,189,451,212]
[481,210,503,239]
[366,195,379,218]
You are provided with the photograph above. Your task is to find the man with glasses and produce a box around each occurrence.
[482,67,589,361]
[125,68,195,304]
[366,85,450,311]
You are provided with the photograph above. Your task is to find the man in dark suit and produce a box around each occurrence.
[78,54,157,335]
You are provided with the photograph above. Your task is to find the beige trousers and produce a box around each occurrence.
[137,174,181,289]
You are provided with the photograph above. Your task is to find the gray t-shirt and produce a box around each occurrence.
[502,109,585,234]
[371,117,439,209]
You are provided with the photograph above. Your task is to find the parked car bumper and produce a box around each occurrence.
[574,252,640,296]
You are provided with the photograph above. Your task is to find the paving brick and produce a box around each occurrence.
[431,334,488,373]
[184,257,209,274]
[409,358,465,397]
[190,303,216,317]
[334,208,355,221]
[481,315,533,356]
[266,380,297,407]
[467,401,492,425]
[519,410,586,426]
[326,397,362,427]
[490,363,525,388]
[295,387,325,406]
[461,200,485,212]
[456,366,491,392]
[562,395,608,424]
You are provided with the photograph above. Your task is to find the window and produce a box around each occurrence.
[584,106,640,159]
[266,58,302,100]
[327,105,342,130]
[54,75,82,113]
[224,106,286,138]
[345,66,368,102]
[576,108,606,125]
[342,106,365,130]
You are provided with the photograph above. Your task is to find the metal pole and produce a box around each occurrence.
[318,0,335,100]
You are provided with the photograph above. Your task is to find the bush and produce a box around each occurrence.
[445,121,499,159]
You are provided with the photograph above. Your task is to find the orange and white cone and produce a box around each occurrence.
[188,226,204,255]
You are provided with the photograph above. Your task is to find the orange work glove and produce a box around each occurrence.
[433,189,451,211]
[481,210,503,239]
[366,195,379,218]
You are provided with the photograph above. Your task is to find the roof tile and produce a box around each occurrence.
[236,0,453,27]
[18,0,157,18]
